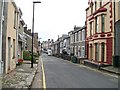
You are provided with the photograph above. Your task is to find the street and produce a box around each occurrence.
[41,53,118,88]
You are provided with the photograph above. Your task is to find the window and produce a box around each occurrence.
[95,16,99,33]
[78,46,81,57]
[75,33,77,42]
[100,0,104,7]
[90,44,93,60]
[95,43,99,61]
[91,4,93,14]
[100,1,102,7]
[74,34,75,42]
[80,31,82,41]
[90,22,92,35]
[95,1,97,11]
[77,33,78,41]
[82,46,85,58]
[14,11,17,29]
[13,39,15,58]
[101,43,105,62]
[82,30,85,41]
[78,32,80,41]
[101,14,105,32]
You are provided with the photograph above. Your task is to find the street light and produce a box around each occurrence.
[31,1,41,68]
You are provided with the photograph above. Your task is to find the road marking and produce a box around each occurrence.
[40,57,46,90]
[63,60,118,78]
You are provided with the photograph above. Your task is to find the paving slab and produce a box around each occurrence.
[100,66,120,75]
[2,60,38,89]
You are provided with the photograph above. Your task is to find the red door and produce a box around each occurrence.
[106,38,112,64]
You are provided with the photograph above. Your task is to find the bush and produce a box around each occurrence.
[23,51,31,60]
[23,51,37,63]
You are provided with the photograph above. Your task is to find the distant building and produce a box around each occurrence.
[63,36,70,55]
[69,30,74,55]
[34,33,39,54]
[74,26,82,57]
[52,38,60,57]
[24,27,32,52]
[59,34,69,56]
[42,41,48,51]
[69,26,86,58]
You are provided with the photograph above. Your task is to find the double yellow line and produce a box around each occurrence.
[40,57,46,90]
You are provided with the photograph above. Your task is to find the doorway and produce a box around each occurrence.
[8,37,11,71]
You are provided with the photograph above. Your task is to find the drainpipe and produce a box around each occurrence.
[2,1,8,74]
[114,1,116,56]
[16,9,20,65]
[0,0,4,74]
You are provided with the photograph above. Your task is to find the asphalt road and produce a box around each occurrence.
[41,54,118,88]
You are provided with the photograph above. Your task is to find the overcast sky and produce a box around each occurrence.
[15,0,88,41]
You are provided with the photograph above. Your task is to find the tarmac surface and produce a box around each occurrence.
[42,54,118,88]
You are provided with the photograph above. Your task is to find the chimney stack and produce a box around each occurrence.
[28,29,31,33]
[24,25,27,31]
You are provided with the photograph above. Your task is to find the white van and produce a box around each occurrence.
[47,49,52,56]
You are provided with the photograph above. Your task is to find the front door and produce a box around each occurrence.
[87,44,89,59]
[95,43,99,61]
[90,44,92,60]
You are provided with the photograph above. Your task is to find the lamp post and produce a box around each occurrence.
[31,1,41,68]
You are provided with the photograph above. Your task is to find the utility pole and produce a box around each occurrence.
[31,1,41,68]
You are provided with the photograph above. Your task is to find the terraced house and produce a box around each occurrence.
[18,8,25,61]
[2,0,20,73]
[33,33,39,54]
[86,0,119,65]
[69,26,86,58]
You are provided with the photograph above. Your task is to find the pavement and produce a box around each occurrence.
[83,59,120,76]
[100,66,120,75]
[30,56,43,89]
[2,58,40,89]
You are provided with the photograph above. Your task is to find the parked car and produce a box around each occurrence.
[47,49,52,56]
